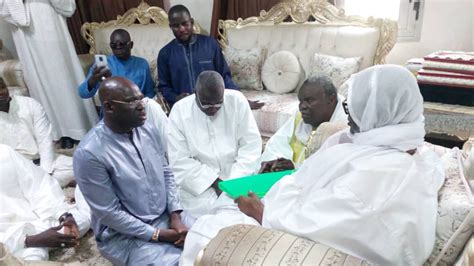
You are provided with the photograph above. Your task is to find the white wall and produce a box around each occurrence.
[169,0,214,35]
[386,0,473,65]
[0,19,17,59]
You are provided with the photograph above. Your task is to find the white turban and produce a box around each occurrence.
[347,65,425,151]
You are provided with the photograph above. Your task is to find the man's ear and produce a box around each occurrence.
[102,101,114,113]
[190,18,194,26]
[129,41,134,49]
[328,94,337,104]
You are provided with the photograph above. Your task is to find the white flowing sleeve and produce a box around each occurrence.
[168,110,219,197]
[17,150,68,222]
[0,0,30,26]
[29,98,55,174]
[48,0,76,17]
[145,99,169,153]
[260,113,296,163]
[228,94,262,178]
[0,148,68,254]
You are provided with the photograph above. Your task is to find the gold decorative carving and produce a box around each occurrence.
[218,0,397,65]
[81,2,201,54]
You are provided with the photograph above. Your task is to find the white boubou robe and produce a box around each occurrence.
[0,95,73,187]
[168,90,262,218]
[0,144,90,261]
[260,95,347,165]
[0,0,97,140]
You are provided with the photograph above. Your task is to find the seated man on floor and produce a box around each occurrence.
[158,4,263,109]
[168,71,262,219]
[259,75,347,172]
[78,28,155,99]
[0,144,90,261]
[0,78,74,187]
[74,77,192,265]
[182,65,445,265]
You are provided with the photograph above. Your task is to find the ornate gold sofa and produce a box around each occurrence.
[217,0,397,136]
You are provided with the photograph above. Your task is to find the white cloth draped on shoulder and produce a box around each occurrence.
[262,65,445,265]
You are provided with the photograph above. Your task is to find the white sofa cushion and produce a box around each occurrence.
[309,53,362,88]
[224,46,265,90]
[262,51,302,94]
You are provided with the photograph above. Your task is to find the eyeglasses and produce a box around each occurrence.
[342,100,349,115]
[170,20,192,30]
[109,41,132,49]
[109,97,144,106]
[196,93,222,109]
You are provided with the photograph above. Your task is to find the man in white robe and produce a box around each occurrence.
[168,71,262,219]
[0,0,97,141]
[0,144,90,261]
[182,65,445,265]
[259,75,347,172]
[0,78,74,187]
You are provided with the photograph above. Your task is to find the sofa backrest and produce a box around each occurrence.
[81,2,202,80]
[218,0,397,74]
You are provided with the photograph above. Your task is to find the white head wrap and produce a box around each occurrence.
[347,64,425,151]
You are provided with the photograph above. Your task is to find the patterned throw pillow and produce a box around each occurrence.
[198,224,370,265]
[425,148,474,265]
[262,51,303,94]
[309,53,362,88]
[224,46,265,91]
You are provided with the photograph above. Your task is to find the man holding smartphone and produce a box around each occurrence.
[78,29,155,99]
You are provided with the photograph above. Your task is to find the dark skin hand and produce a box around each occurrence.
[259,158,295,173]
[25,224,78,248]
[168,211,188,247]
[87,66,112,90]
[235,191,264,224]
[62,215,80,239]
[175,92,190,102]
[211,178,223,196]
[248,99,265,110]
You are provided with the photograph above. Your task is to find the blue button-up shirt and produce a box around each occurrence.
[78,55,156,99]
[157,34,238,105]
[73,120,181,242]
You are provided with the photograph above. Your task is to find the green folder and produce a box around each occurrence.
[218,170,295,199]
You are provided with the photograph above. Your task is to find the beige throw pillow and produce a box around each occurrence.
[262,51,302,94]
[224,46,265,91]
[309,53,362,88]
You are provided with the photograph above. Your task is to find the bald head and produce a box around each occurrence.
[98,77,135,103]
[99,77,146,133]
[110,29,131,42]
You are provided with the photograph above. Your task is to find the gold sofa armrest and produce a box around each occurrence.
[78,53,95,76]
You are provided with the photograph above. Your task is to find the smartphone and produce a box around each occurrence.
[94,54,108,68]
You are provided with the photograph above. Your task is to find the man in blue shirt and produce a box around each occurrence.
[158,5,264,109]
[73,77,192,265]
[78,29,155,99]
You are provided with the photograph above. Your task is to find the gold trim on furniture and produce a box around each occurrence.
[81,2,201,54]
[217,0,398,65]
